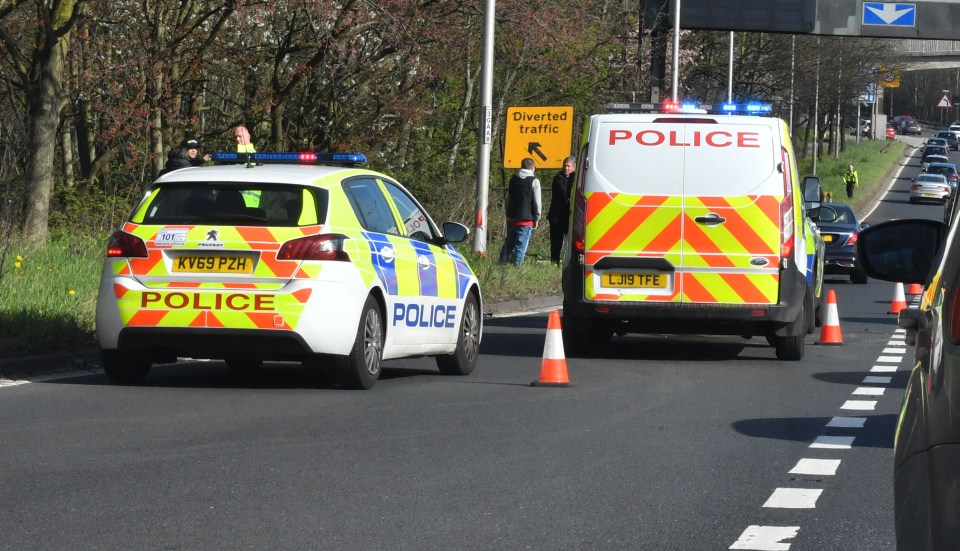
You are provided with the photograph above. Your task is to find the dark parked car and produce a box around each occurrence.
[810,203,868,283]
[857,219,958,550]
[935,130,959,151]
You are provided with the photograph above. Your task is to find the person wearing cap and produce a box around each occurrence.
[181,138,211,166]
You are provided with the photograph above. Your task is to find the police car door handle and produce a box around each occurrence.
[695,213,726,226]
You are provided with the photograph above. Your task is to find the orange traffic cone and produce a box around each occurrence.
[531,310,571,387]
[816,290,844,346]
[890,282,908,314]
[907,282,923,295]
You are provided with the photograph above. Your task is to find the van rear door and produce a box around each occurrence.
[585,115,781,305]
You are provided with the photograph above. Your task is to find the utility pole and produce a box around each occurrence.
[472,0,495,255]
[671,0,681,102]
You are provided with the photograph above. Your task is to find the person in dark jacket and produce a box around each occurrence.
[181,138,211,166]
[158,146,191,177]
[547,156,576,265]
[498,157,541,267]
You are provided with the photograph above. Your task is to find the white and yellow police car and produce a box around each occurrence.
[95,151,482,389]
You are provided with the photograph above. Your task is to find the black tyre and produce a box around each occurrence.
[561,311,592,356]
[804,289,815,335]
[437,293,481,375]
[101,349,151,384]
[851,268,868,285]
[814,289,825,327]
[338,295,384,389]
[773,334,804,361]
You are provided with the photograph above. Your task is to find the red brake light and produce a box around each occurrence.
[843,232,859,247]
[278,234,349,261]
[106,230,148,258]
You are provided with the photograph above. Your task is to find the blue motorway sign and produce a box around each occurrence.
[862,2,916,27]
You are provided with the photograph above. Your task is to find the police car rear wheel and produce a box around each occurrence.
[437,293,480,376]
[101,350,151,384]
[339,295,383,389]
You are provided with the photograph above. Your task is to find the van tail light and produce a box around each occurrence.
[278,233,349,261]
[779,147,795,259]
[106,230,148,258]
[571,144,589,254]
[843,232,858,247]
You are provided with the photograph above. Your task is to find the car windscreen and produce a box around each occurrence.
[131,183,328,226]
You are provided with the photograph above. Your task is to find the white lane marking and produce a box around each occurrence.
[789,458,841,476]
[871,364,899,373]
[826,416,866,428]
[894,328,906,334]
[863,376,892,384]
[730,526,800,550]
[876,356,902,363]
[810,436,855,449]
[881,348,905,354]
[841,400,877,410]
[852,387,885,396]
[763,488,823,509]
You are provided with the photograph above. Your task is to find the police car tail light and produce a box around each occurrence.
[779,148,794,259]
[278,233,349,261]
[106,230,148,258]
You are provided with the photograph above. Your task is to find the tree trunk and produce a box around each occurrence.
[22,30,70,245]
[446,61,478,181]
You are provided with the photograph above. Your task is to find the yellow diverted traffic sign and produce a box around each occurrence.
[504,106,574,169]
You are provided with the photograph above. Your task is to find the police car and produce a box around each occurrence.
[95,151,482,389]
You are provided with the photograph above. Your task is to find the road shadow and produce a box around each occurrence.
[813,369,909,390]
[732,413,896,449]
[34,359,441,390]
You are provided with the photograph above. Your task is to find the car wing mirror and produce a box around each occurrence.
[856,219,945,283]
[801,176,822,211]
[441,221,470,244]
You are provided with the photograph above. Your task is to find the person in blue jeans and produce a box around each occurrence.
[499,157,541,267]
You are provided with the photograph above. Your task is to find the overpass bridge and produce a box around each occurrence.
[900,40,960,70]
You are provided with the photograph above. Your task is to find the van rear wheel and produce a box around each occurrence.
[773,334,804,361]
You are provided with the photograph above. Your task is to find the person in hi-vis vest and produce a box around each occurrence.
[234,126,260,206]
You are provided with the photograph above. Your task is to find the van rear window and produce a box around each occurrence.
[131,183,327,227]
[594,120,776,195]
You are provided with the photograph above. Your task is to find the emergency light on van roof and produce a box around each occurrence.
[605,101,773,116]
[211,151,367,165]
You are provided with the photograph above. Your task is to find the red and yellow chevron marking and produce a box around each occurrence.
[114,286,313,331]
[583,192,783,305]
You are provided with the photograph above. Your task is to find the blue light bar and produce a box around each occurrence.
[745,103,773,114]
[721,102,738,113]
[680,101,700,111]
[212,151,367,165]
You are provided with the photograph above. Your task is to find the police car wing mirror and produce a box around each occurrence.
[801,175,822,210]
[442,221,470,244]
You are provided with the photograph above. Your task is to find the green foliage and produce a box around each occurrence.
[797,139,908,209]
[0,232,104,357]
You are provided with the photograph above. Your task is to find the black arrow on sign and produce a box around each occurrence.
[527,142,547,162]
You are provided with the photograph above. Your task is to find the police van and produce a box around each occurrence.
[561,101,823,360]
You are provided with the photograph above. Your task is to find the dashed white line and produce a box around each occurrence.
[881,348,905,354]
[852,387,885,396]
[871,364,899,373]
[876,356,902,363]
[730,526,800,550]
[763,488,823,509]
[863,376,892,384]
[841,400,877,410]
[826,416,866,428]
[789,458,841,476]
[810,435,855,449]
